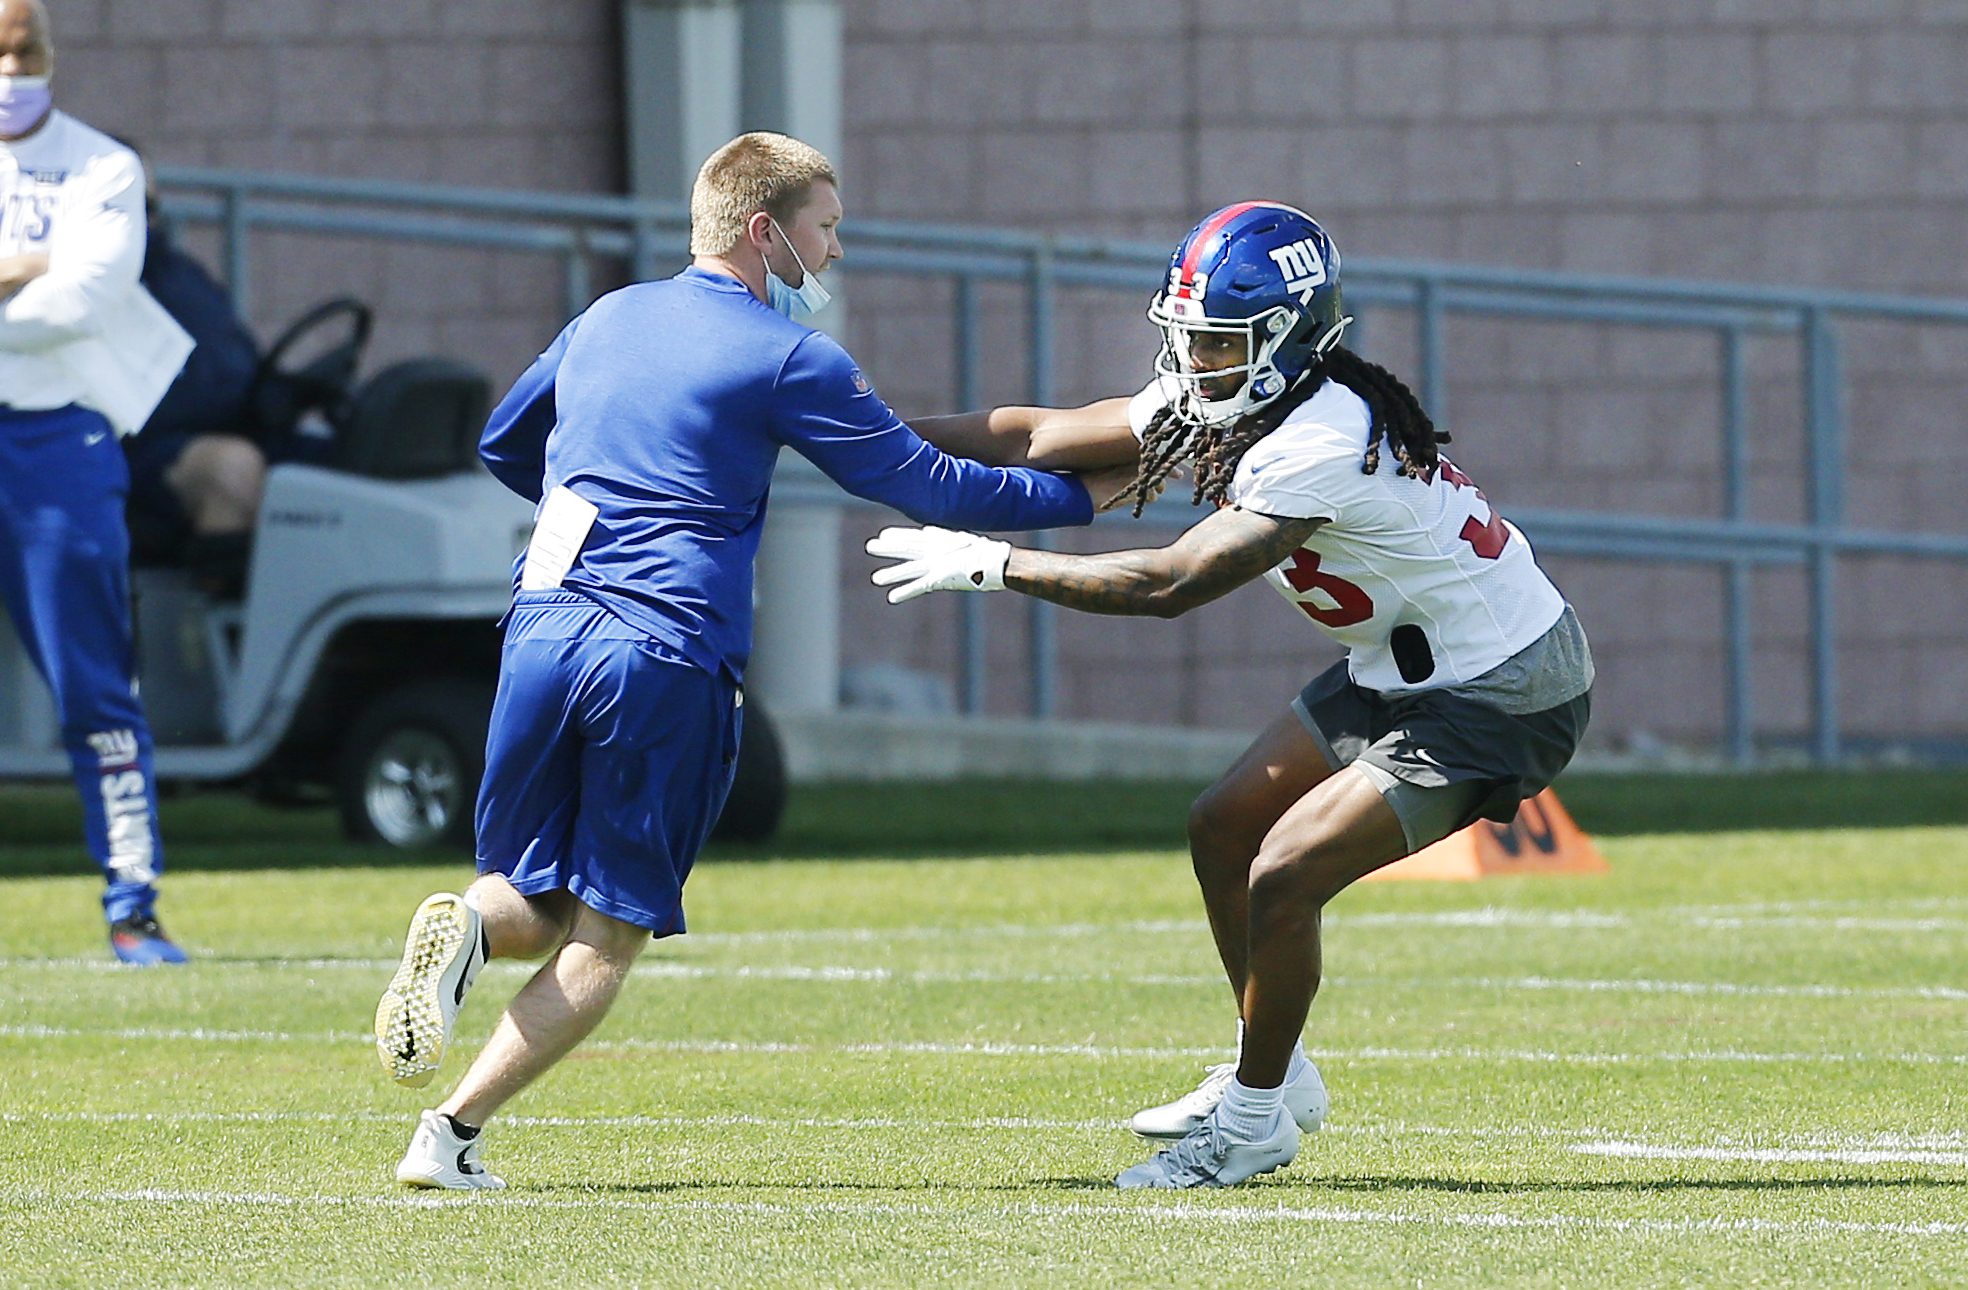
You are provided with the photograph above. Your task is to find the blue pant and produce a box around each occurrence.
[0,405,165,923]
[475,592,742,935]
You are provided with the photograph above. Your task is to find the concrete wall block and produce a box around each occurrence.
[1554,384,1660,472]
[852,0,985,37]
[1501,123,1605,203]
[50,0,109,42]
[436,0,600,39]
[1599,120,1707,203]
[1911,0,1968,20]
[1196,127,1324,206]
[60,49,169,132]
[1655,33,1760,113]
[1913,123,1968,197]
[1710,0,1818,22]
[1349,210,1457,260]
[1815,119,1917,199]
[1404,124,1508,205]
[1811,0,1914,19]
[1291,125,1409,211]
[1557,210,1656,274]
[273,45,388,133]
[862,129,978,221]
[324,0,441,37]
[1497,0,1606,25]
[1352,36,1454,120]
[106,0,220,40]
[976,129,1092,224]
[1709,120,1821,203]
[382,41,492,130]
[1084,0,1191,35]
[1086,130,1187,215]
[311,132,440,184]
[1606,328,1718,382]
[218,0,319,37]
[1861,29,1968,109]
[162,45,278,133]
[486,45,618,130]
[1761,31,1866,114]
[1451,35,1555,119]
[1244,36,1354,120]
[1449,208,1564,267]
[1552,33,1657,115]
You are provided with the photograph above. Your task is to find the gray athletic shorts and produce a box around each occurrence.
[1291,611,1593,853]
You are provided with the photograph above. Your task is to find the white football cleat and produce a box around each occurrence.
[1116,1105,1298,1190]
[394,1109,506,1191]
[1129,1059,1327,1140]
[375,891,486,1088]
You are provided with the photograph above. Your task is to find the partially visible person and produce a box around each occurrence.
[0,0,195,963]
[116,149,266,598]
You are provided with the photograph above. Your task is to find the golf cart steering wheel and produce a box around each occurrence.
[251,297,374,433]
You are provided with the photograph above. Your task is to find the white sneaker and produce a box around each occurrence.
[394,1109,506,1191]
[1116,1105,1298,1190]
[375,892,485,1088]
[1129,1059,1327,1140]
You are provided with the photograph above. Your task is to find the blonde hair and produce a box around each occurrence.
[689,132,837,256]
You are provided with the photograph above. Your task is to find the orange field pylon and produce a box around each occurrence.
[1366,788,1608,882]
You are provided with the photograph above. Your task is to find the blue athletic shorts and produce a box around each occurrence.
[474,591,743,935]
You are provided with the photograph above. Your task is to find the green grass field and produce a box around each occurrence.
[1,773,1965,1287]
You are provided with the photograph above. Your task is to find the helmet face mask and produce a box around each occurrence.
[1149,202,1350,428]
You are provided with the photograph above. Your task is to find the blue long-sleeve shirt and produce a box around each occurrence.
[481,266,1093,680]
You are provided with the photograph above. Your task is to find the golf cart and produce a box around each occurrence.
[0,301,786,848]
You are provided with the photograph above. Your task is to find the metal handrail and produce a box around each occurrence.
[154,165,1968,764]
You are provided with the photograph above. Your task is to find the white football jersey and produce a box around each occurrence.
[1129,379,1565,693]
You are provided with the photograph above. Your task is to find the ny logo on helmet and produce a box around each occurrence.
[1267,238,1327,305]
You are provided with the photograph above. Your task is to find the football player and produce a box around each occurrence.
[874,202,1594,1189]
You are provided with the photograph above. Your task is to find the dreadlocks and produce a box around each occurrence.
[1113,346,1450,518]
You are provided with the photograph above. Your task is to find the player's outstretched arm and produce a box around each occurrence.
[868,507,1322,618]
[909,397,1141,470]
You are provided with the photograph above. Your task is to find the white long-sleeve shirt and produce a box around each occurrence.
[1,110,190,432]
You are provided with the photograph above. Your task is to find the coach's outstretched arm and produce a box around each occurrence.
[868,507,1323,619]
[773,330,1107,533]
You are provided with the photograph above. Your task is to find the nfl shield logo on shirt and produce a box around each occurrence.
[850,369,871,394]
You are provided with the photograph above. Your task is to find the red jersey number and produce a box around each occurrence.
[1282,550,1374,629]
[1440,459,1510,560]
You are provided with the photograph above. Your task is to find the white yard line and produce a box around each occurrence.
[1,1186,1963,1239]
[1575,1140,1968,1168]
[6,1109,1962,1159]
[4,956,1964,1005]
[4,1022,1965,1066]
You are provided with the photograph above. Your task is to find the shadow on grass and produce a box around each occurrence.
[1319,1173,1968,1194]
[3,769,1964,879]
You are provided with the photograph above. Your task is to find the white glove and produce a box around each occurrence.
[865,525,1011,604]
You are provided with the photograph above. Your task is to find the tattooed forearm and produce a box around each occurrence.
[1004,511,1323,618]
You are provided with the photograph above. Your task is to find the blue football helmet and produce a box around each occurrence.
[1148,202,1350,426]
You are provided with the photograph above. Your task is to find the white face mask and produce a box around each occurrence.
[764,217,832,322]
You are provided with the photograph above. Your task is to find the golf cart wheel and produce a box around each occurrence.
[336,680,491,850]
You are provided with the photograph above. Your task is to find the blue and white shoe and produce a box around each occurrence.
[1117,1104,1299,1190]
[108,915,189,966]
[375,892,486,1088]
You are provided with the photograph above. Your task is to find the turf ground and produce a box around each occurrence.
[1,772,1965,1287]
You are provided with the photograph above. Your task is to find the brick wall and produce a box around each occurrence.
[52,0,1968,755]
[835,0,1968,755]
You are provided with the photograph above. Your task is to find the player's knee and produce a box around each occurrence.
[203,437,267,514]
[1187,785,1249,860]
[1248,840,1344,921]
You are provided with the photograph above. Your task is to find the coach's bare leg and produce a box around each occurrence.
[439,900,651,1126]
[465,872,576,960]
[1237,767,1409,1088]
[1185,709,1337,1003]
